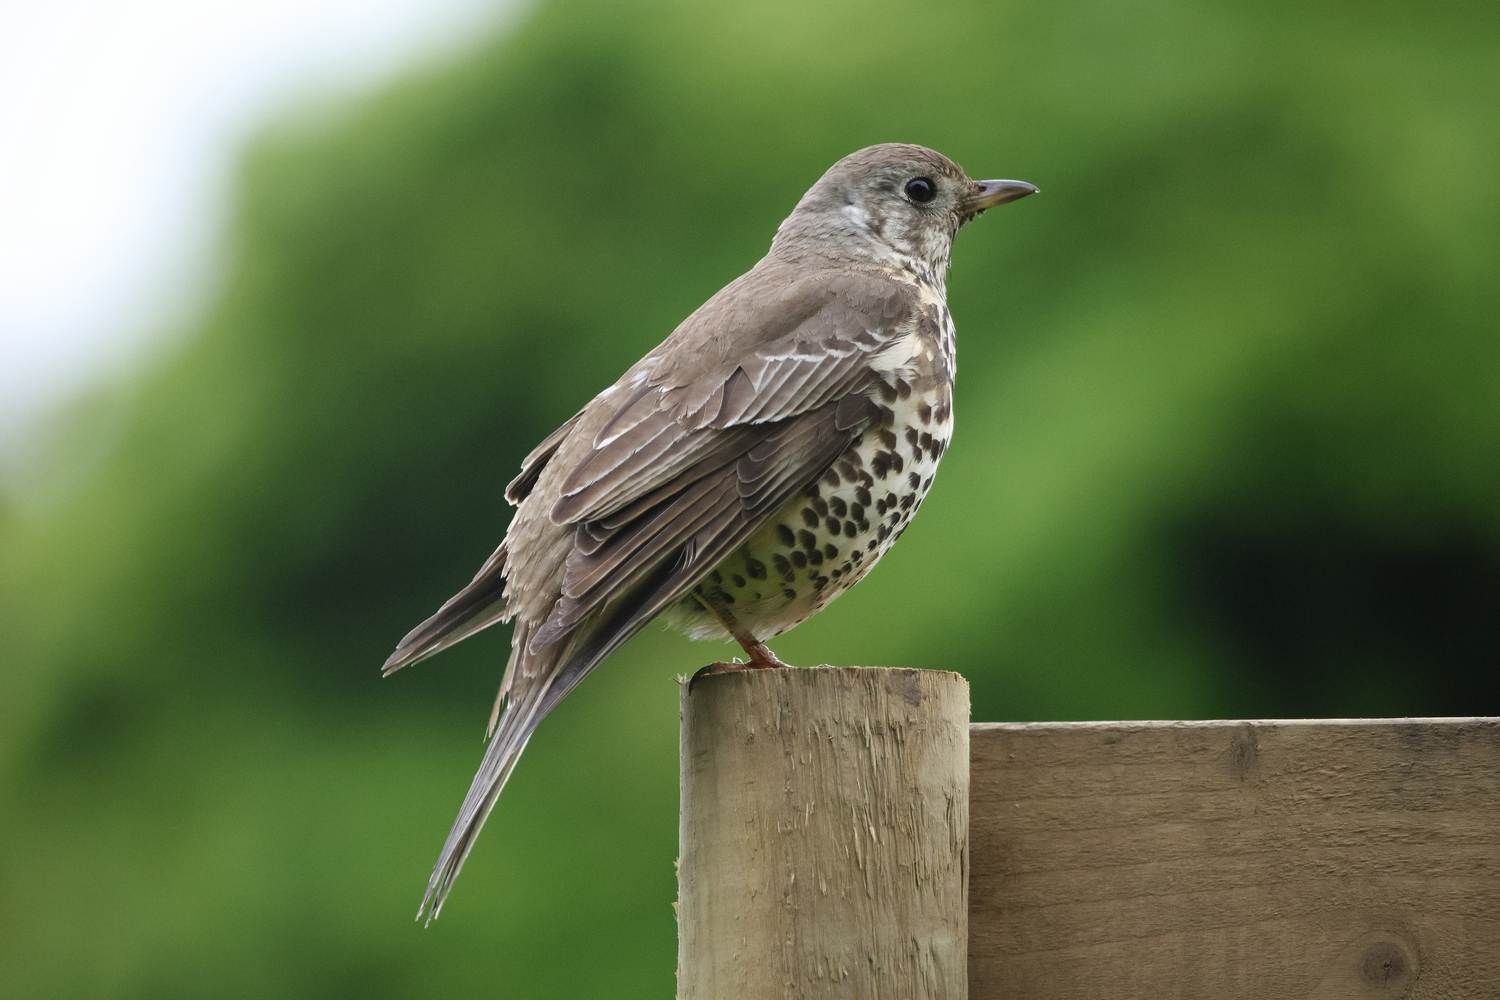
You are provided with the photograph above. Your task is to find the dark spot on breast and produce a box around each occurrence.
[773,554,794,581]
[917,402,932,424]
[923,476,933,490]
[849,502,865,521]
[812,496,829,517]
[837,460,859,480]
[824,516,840,534]
[843,520,858,538]
[823,543,839,558]
[829,496,847,518]
[908,472,921,490]
[798,529,817,551]
[895,378,912,400]
[745,558,767,580]
[872,453,892,479]
[889,451,904,473]
[919,432,933,450]
[878,524,892,541]
[899,494,915,511]
[875,405,895,427]
[790,550,808,568]
[731,574,747,588]
[831,568,842,579]
[708,569,723,584]
[857,469,875,488]
[812,575,830,590]
[808,549,824,566]
[904,427,919,447]
[822,468,841,488]
[878,428,898,450]
[877,381,898,403]
[867,539,879,551]
[855,487,872,506]
[710,587,734,604]
[800,507,819,528]
[782,586,797,599]
[776,524,796,547]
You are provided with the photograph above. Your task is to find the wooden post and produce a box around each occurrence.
[677,666,970,1000]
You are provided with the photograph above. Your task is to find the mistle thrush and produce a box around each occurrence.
[383,143,1037,920]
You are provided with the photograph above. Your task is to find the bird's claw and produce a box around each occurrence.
[687,650,790,691]
[687,660,743,691]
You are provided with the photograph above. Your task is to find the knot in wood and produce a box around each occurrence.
[1358,937,1416,996]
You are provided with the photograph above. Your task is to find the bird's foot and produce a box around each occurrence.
[741,639,789,670]
[688,643,790,691]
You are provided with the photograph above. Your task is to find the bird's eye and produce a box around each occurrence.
[904,177,937,204]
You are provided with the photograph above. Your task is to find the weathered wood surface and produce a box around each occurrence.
[677,667,970,1000]
[969,718,1500,1000]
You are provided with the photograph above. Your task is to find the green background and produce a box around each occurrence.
[4,0,1497,995]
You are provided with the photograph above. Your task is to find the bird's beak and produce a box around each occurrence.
[965,179,1039,215]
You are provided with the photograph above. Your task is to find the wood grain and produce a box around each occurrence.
[677,666,970,999]
[969,718,1500,999]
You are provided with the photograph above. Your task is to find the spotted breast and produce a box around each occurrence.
[666,301,955,643]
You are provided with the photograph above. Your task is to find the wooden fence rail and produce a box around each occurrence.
[676,667,1500,999]
[971,717,1500,999]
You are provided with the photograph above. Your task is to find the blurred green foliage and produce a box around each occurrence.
[4,0,1498,994]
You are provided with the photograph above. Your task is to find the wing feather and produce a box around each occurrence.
[504,410,584,504]
[551,270,914,527]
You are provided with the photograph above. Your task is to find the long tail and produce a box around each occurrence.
[412,562,688,923]
[402,527,731,921]
[415,618,566,924]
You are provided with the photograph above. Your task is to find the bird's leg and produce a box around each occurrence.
[691,591,789,679]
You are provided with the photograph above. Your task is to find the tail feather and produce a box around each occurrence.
[415,619,564,924]
[414,532,764,920]
[382,544,509,677]
[404,510,755,921]
[414,586,673,923]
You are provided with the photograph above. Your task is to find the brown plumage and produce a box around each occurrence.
[383,143,1037,921]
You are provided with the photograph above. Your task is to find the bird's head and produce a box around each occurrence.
[771,142,1037,283]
